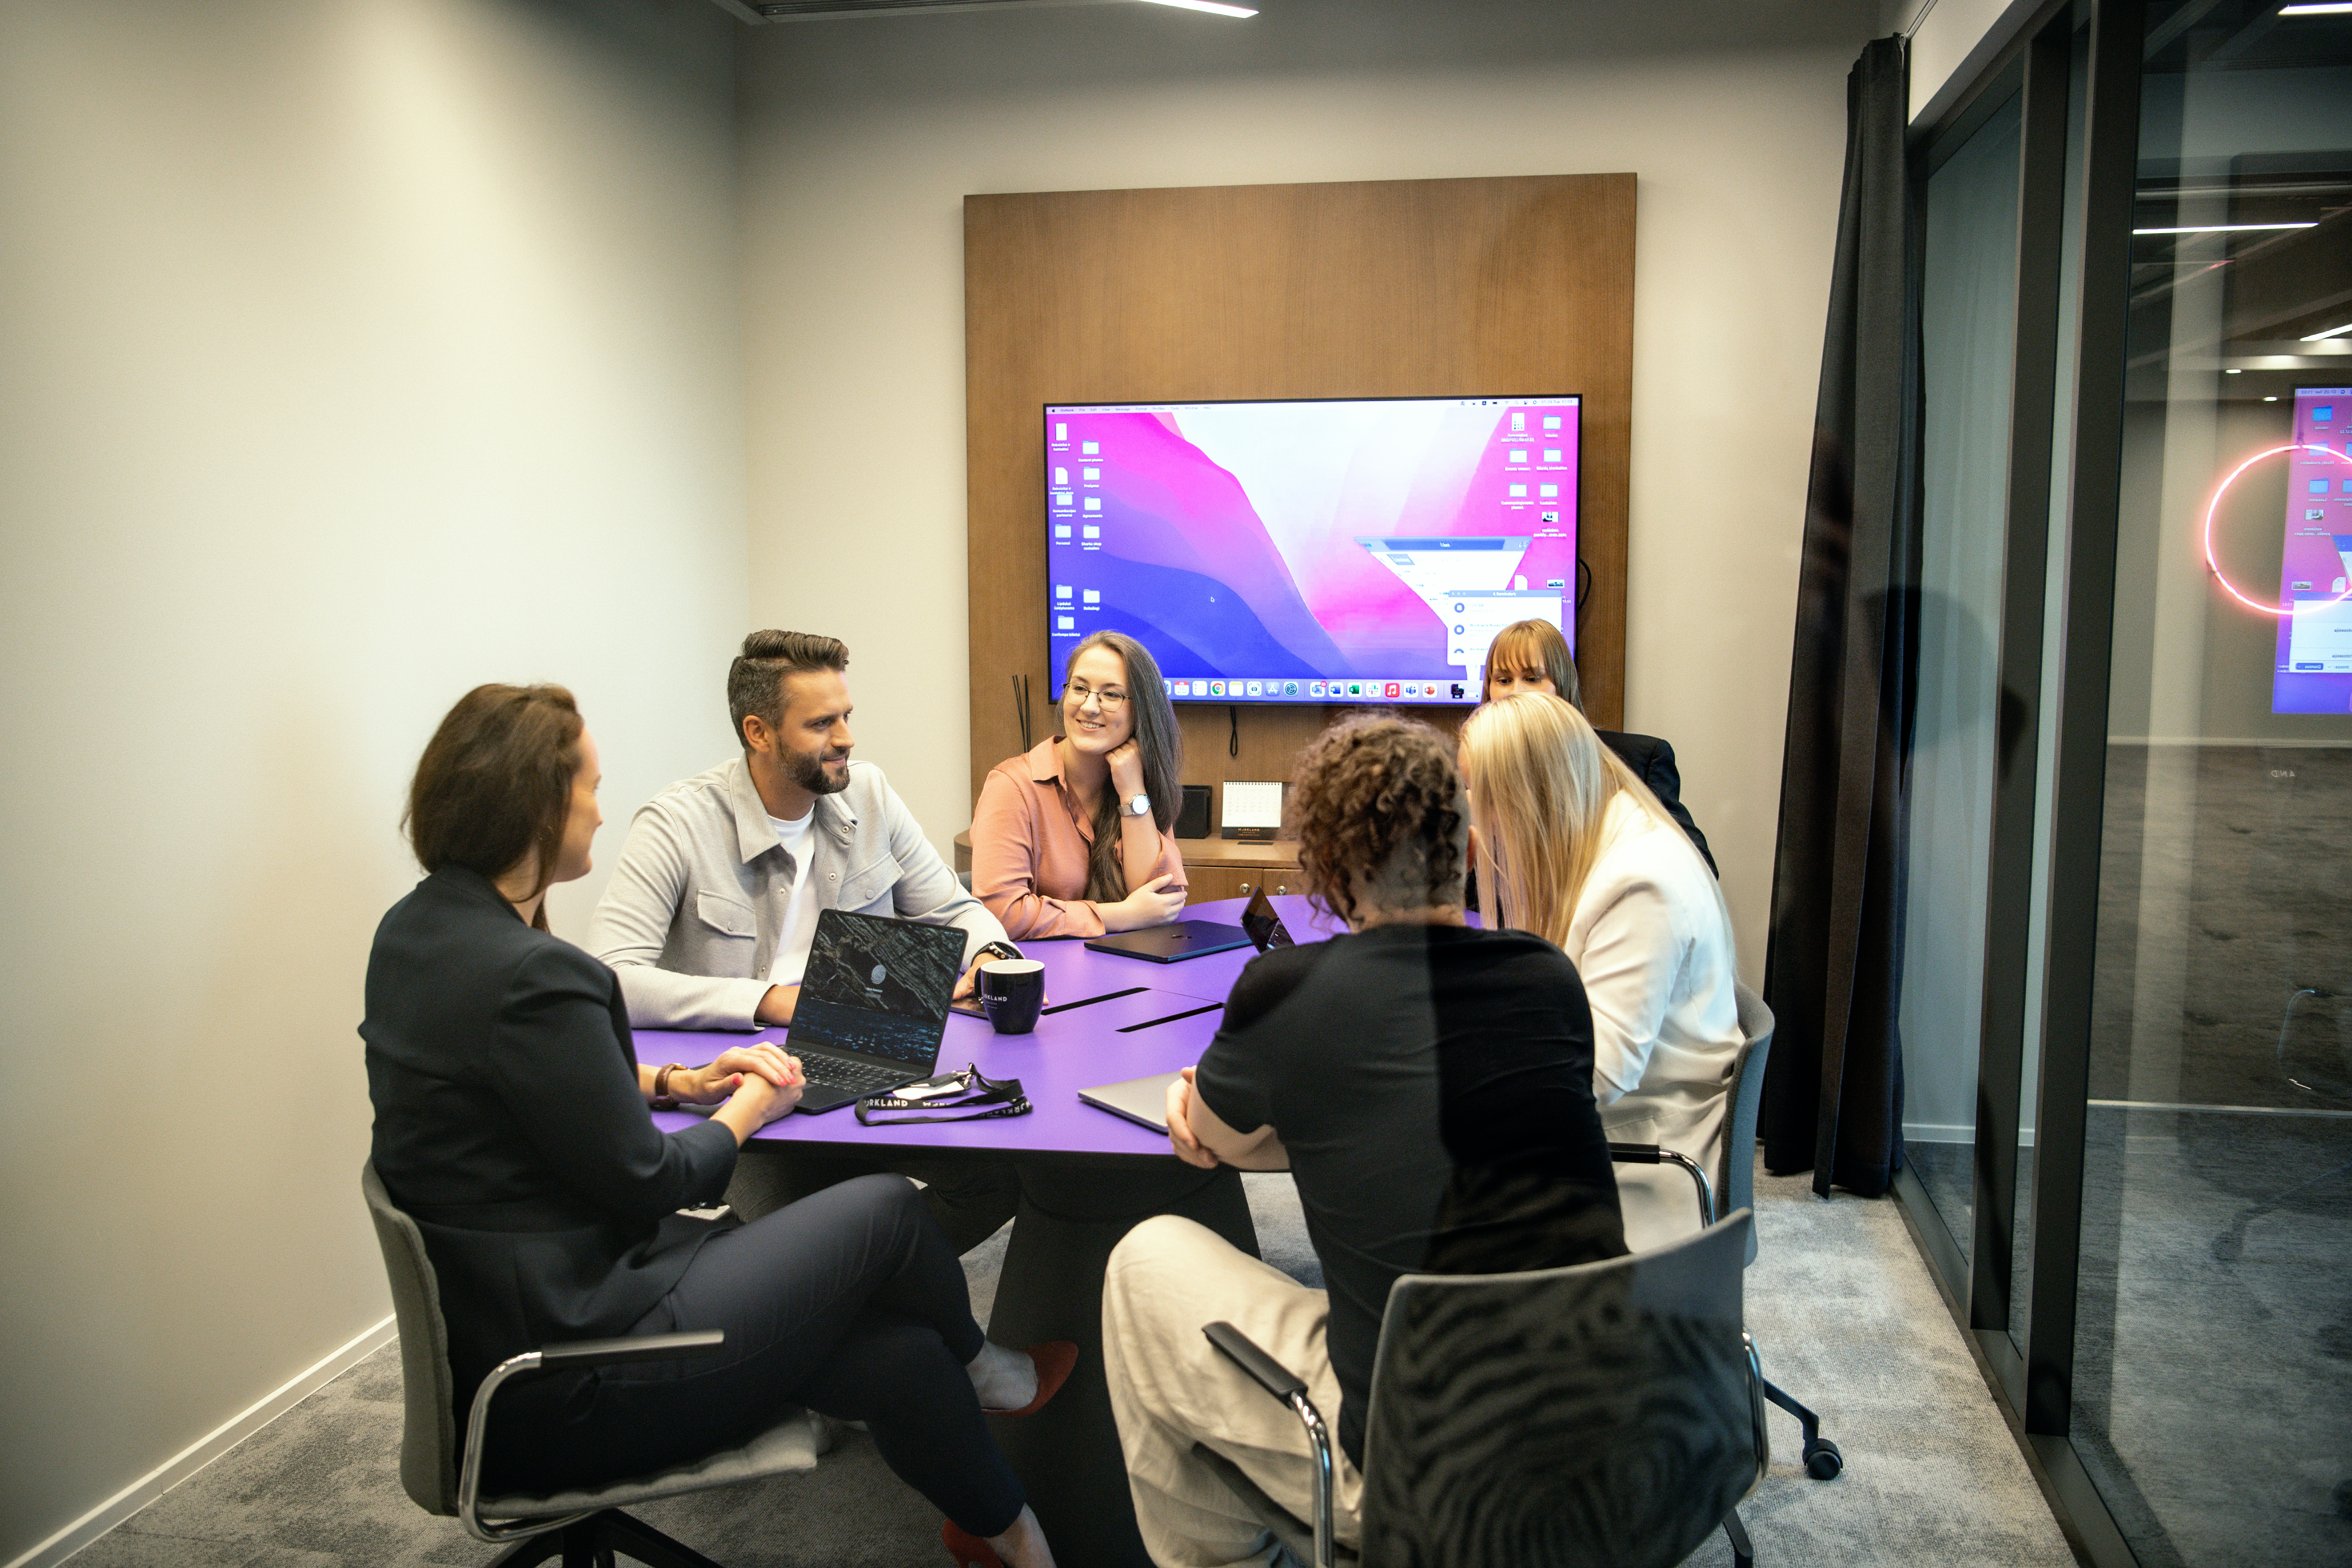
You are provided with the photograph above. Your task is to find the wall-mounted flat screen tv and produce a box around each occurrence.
[1045,395,1579,705]
[2275,385,2352,714]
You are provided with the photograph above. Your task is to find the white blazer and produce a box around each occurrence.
[1563,791,1743,1250]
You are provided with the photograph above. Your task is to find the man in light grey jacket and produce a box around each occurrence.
[588,629,1018,1250]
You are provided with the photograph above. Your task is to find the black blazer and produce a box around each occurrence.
[1596,730,1719,878]
[362,866,738,1422]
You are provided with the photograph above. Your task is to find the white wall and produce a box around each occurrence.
[734,0,1878,980]
[1898,0,2038,127]
[0,2,741,1559]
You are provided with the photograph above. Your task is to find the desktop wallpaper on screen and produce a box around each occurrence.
[1044,396,1579,705]
[2275,386,2352,715]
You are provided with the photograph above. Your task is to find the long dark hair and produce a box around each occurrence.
[405,684,583,929]
[1064,631,1182,902]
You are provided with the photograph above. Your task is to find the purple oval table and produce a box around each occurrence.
[642,895,1344,1567]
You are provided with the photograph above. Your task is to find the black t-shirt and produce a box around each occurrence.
[1193,923,1626,1467]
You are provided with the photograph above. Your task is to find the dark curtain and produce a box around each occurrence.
[1760,35,1922,1199]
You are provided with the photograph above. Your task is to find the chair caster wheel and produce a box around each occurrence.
[1804,1439,1843,1479]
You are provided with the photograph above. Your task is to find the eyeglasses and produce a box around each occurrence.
[1066,681,1129,711]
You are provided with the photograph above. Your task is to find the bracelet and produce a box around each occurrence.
[651,1062,688,1110]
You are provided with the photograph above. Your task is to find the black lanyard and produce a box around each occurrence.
[855,1064,1032,1125]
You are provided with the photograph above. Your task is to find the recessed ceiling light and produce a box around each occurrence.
[2302,321,2352,341]
[2226,367,2243,373]
[2132,222,2319,234]
[1135,0,1258,14]
[2279,3,2352,15]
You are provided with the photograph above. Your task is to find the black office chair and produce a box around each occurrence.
[1197,1211,1768,1568]
[1608,982,1843,1482]
[362,1162,827,1567]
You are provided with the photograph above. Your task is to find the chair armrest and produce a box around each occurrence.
[533,1329,725,1371]
[1201,1322,1335,1567]
[1204,1321,1307,1402]
[458,1331,728,1542]
[1608,1143,1716,1228]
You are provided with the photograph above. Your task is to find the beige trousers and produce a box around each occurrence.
[1102,1215,1365,1568]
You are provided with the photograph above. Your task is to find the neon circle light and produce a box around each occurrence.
[2203,443,2352,616]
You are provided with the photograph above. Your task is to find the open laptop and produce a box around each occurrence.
[785,909,965,1113]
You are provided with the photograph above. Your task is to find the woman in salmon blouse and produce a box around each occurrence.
[972,631,1189,940]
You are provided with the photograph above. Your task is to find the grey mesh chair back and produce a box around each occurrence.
[1355,1210,1764,1568]
[1723,983,1775,1265]
[360,1160,461,1516]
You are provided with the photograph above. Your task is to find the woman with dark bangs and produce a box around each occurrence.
[1481,617,1717,876]
[1096,714,1625,1565]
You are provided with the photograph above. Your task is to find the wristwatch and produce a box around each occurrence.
[1124,793,1152,817]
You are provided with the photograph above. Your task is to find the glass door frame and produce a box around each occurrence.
[1896,2,2147,1563]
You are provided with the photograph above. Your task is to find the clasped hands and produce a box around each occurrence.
[666,1043,806,1134]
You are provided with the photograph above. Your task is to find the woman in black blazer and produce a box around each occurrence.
[363,684,1061,1568]
[1480,619,1718,876]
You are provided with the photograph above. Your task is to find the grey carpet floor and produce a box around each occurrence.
[66,1160,2074,1568]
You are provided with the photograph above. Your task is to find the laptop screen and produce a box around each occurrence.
[790,909,964,1070]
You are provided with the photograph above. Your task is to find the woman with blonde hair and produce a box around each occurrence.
[1458,689,1743,1250]
[1480,618,1716,876]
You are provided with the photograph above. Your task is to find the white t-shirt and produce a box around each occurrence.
[766,808,822,987]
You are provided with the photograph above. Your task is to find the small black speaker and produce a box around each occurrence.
[1175,784,1212,839]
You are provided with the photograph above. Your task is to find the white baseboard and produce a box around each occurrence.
[5,1314,396,1568]
[2109,735,2352,749]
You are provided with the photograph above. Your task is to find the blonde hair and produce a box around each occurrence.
[1459,692,1708,949]
[1481,618,1582,709]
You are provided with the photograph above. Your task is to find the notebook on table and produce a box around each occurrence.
[785,909,965,1113]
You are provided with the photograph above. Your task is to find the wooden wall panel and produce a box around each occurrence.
[964,174,1635,817]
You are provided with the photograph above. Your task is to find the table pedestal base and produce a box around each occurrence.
[986,1163,1260,1568]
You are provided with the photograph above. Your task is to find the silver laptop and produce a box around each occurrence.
[786,909,965,1113]
[1077,1071,1181,1132]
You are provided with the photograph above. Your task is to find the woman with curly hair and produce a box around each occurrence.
[1096,714,1626,1565]
[1459,689,1742,1253]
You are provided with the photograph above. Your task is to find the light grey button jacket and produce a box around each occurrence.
[587,755,1008,1031]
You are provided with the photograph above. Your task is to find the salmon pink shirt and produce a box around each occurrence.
[971,739,1187,939]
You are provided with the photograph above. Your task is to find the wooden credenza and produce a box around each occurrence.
[953,831,1301,906]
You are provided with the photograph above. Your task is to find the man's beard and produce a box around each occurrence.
[790,747,850,796]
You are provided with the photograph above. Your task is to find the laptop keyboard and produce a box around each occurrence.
[801,1053,916,1097]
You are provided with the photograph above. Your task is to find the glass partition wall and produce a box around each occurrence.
[1897,3,2352,1563]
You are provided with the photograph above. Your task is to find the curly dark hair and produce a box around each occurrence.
[1287,713,1468,926]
